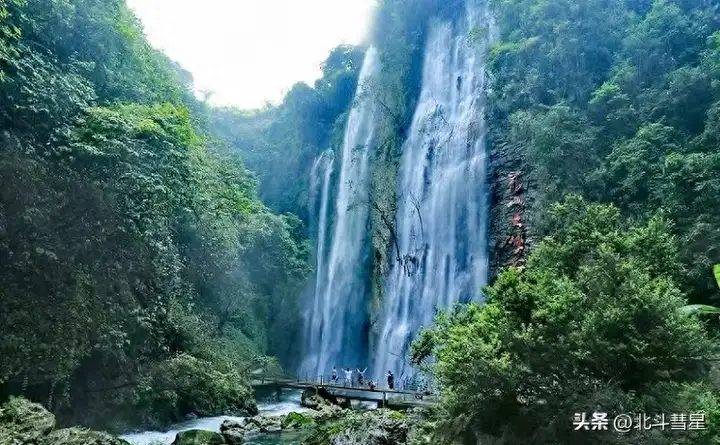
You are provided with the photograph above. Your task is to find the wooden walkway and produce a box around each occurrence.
[251,374,439,408]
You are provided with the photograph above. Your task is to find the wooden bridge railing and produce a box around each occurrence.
[255,371,438,396]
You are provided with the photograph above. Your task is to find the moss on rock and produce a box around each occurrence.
[303,409,408,445]
[282,412,314,429]
[303,407,438,445]
[0,397,56,444]
[0,397,130,445]
[171,429,225,445]
[45,428,131,445]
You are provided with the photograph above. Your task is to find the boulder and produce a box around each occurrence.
[220,419,243,432]
[236,413,293,434]
[219,418,245,444]
[0,397,56,444]
[171,429,225,445]
[313,403,345,422]
[220,427,244,445]
[300,388,351,412]
[300,390,324,410]
[299,389,348,423]
[242,401,259,417]
[45,428,131,445]
[305,409,409,445]
[0,398,130,445]
[335,397,352,410]
[241,422,260,434]
[254,414,283,433]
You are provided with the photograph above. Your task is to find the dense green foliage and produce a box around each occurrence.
[410,0,720,443]
[4,0,720,443]
[0,0,310,431]
[414,197,720,444]
[488,0,720,303]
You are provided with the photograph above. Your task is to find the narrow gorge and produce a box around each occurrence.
[2,0,719,444]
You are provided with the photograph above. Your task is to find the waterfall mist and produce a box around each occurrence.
[373,1,491,380]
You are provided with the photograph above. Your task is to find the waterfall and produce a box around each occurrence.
[301,47,380,377]
[374,1,491,380]
[304,150,334,358]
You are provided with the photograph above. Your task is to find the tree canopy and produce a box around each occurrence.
[408,0,720,444]
[0,0,311,431]
[414,197,720,445]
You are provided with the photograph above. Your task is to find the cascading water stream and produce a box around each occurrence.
[374,0,491,380]
[304,150,334,355]
[301,47,380,377]
[120,391,311,445]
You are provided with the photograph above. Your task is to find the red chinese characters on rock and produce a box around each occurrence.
[506,171,526,268]
[507,234,525,255]
[512,212,523,228]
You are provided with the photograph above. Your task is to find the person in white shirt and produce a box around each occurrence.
[343,368,353,386]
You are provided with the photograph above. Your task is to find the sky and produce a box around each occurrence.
[126,0,375,110]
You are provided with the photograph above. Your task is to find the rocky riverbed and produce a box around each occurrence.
[163,388,352,445]
[0,390,435,445]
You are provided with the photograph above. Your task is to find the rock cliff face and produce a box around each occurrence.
[487,135,538,281]
[0,397,130,445]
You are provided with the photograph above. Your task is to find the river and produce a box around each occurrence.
[120,390,313,445]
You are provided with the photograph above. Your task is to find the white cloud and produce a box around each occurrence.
[127,0,375,109]
[128,0,374,108]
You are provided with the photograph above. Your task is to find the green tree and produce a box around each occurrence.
[489,0,720,304]
[415,198,717,445]
[0,0,312,431]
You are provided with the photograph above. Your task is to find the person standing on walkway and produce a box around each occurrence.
[344,368,353,387]
[356,367,367,386]
[331,367,338,384]
[387,370,395,390]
